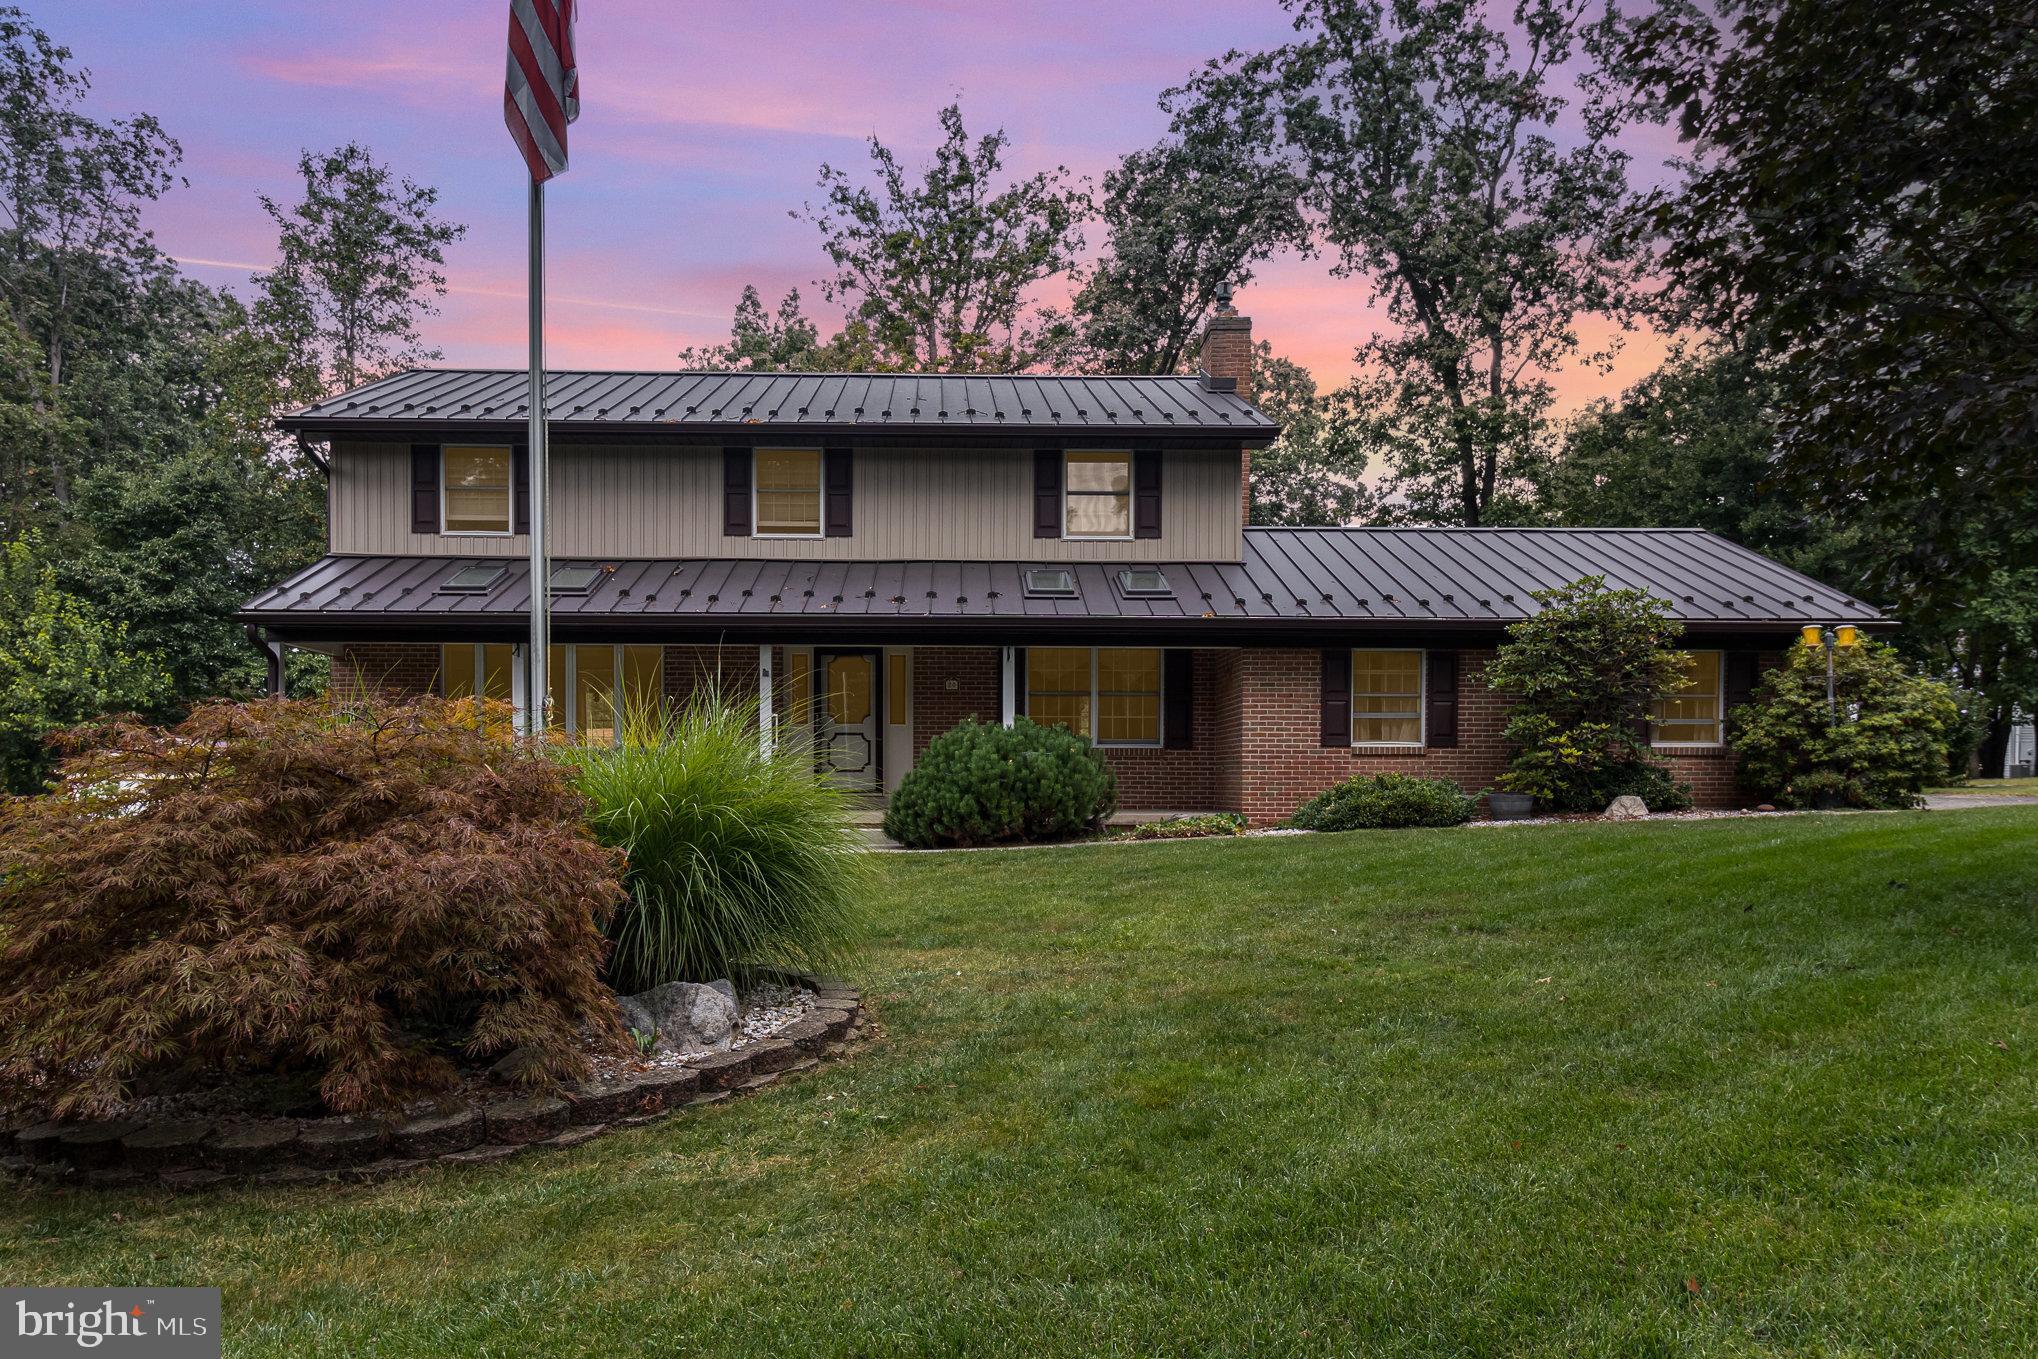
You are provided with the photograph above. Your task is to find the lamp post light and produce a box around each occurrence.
[1800,624,1862,723]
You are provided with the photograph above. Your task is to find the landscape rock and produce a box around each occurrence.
[689,1048,757,1091]
[1603,795,1650,821]
[392,1109,482,1159]
[614,993,658,1043]
[205,1120,298,1170]
[743,1038,799,1074]
[121,1121,216,1173]
[58,1121,142,1169]
[484,1096,570,1144]
[15,1121,70,1163]
[627,981,738,1052]
[633,1067,703,1109]
[297,1119,387,1168]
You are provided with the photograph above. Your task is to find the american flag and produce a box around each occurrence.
[504,0,578,183]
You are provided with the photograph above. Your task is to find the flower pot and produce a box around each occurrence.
[1486,792,1535,821]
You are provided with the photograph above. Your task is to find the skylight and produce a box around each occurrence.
[550,564,603,595]
[1118,567,1171,597]
[1023,567,1077,598]
[439,563,508,595]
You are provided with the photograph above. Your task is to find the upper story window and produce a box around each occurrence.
[442,445,513,534]
[1351,649,1424,746]
[755,449,823,537]
[1026,646,1162,746]
[1064,451,1132,539]
[1653,650,1723,745]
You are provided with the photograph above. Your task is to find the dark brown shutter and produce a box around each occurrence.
[723,448,751,537]
[1724,652,1759,710]
[1163,649,1194,748]
[512,443,530,534]
[410,444,439,534]
[823,448,853,537]
[1424,650,1459,748]
[1133,448,1162,539]
[1033,450,1062,539]
[1010,647,1027,719]
[1320,648,1351,747]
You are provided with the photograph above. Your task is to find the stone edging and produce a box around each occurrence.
[1,977,867,1192]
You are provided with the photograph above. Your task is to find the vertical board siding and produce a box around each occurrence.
[330,441,1245,561]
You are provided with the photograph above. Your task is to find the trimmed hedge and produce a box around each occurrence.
[1290,773,1478,831]
[883,718,1116,848]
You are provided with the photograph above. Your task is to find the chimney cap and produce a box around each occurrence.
[1214,278,1237,314]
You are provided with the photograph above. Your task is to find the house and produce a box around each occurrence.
[237,300,1886,822]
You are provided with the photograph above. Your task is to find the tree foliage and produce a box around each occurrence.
[255,141,465,403]
[1732,641,1961,808]
[1485,576,1691,809]
[1186,0,1652,525]
[796,104,1085,372]
[1624,0,2038,591]
[0,699,627,1118]
[1070,88,1307,375]
[676,283,882,373]
[0,532,166,793]
[1248,341,1373,526]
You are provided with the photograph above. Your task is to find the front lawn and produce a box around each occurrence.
[7,810,2036,1356]
[1931,777,2038,797]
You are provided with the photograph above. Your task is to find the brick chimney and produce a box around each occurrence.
[1198,282,1255,525]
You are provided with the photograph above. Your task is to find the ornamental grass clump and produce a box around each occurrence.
[0,698,627,1120]
[1290,773,1477,830]
[560,693,870,993]
[1733,640,1959,808]
[882,717,1116,848]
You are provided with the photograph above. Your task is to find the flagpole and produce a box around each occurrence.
[525,175,549,738]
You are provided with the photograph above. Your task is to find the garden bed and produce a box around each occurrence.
[1,977,869,1191]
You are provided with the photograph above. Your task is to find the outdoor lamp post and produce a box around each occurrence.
[1801,624,1862,723]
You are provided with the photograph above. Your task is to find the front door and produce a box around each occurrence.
[816,651,880,792]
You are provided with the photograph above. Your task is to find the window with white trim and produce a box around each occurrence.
[1027,646,1161,745]
[1653,650,1723,745]
[1351,649,1423,745]
[441,643,663,745]
[1063,451,1132,539]
[442,446,513,533]
[754,448,823,536]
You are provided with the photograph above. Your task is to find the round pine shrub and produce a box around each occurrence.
[1290,773,1477,831]
[883,717,1117,848]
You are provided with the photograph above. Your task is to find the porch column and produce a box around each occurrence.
[757,645,775,756]
[1000,646,1016,727]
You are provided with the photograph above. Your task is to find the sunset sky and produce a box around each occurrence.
[58,0,1685,410]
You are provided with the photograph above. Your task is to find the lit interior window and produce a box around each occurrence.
[1653,651,1723,744]
[755,449,822,536]
[1026,646,1161,745]
[442,446,512,533]
[1351,650,1422,745]
[1064,452,1131,538]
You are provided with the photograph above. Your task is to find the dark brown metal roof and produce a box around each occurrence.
[240,527,1885,641]
[280,368,1278,440]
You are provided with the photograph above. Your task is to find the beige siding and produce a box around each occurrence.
[330,441,1245,561]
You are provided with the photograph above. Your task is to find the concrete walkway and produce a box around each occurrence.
[1919,794,2038,811]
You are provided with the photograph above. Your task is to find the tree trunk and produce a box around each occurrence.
[1977,709,2014,779]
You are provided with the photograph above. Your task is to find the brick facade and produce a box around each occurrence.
[336,639,1751,822]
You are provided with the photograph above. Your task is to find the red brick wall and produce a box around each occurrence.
[331,643,442,703]
[1217,647,1747,824]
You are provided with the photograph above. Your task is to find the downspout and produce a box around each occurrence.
[244,626,285,699]
[294,433,330,474]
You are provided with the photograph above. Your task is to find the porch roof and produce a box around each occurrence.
[239,527,1887,643]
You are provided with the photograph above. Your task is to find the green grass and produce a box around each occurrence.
[1930,777,2038,797]
[7,810,2037,1356]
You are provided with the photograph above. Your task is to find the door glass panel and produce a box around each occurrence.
[826,656,872,725]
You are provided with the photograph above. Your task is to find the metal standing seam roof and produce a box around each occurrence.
[279,368,1280,439]
[239,527,1886,633]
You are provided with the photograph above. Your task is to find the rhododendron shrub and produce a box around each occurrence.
[0,698,626,1117]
